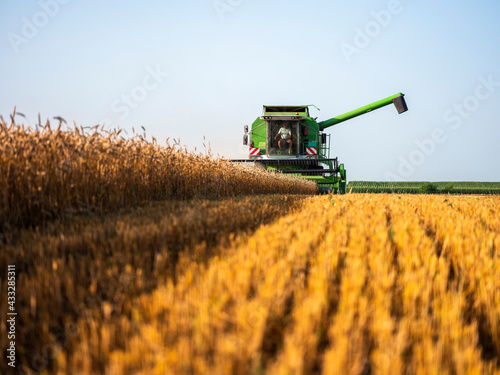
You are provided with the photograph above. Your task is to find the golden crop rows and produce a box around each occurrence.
[0,194,310,374]
[0,115,317,231]
[57,194,499,375]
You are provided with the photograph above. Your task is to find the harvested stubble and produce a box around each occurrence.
[59,194,500,375]
[0,116,317,231]
[0,195,310,375]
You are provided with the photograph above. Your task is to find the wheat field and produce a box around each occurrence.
[49,194,497,375]
[0,115,316,231]
[1,117,499,374]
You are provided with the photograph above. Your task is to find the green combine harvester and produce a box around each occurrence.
[231,93,408,193]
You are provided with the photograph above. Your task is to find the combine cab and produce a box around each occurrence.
[231,93,408,193]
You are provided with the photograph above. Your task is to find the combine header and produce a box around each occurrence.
[231,93,408,193]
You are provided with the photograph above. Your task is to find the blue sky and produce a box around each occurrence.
[1,0,499,181]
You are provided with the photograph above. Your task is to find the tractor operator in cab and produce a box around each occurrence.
[274,122,292,154]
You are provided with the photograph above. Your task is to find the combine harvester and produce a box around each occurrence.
[230,93,408,193]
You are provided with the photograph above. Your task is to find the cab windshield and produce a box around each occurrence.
[266,121,299,156]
